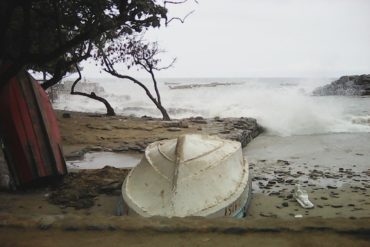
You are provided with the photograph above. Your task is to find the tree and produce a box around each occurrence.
[0,0,170,89]
[0,0,197,118]
[71,64,116,116]
[99,37,173,120]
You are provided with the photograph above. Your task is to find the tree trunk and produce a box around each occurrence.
[71,64,115,116]
[156,103,170,121]
[71,91,115,116]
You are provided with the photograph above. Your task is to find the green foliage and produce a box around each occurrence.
[0,0,169,76]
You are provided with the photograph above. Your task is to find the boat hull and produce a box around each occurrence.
[119,136,252,218]
[0,70,67,187]
[118,172,252,218]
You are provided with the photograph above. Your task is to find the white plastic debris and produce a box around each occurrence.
[294,214,303,218]
[293,184,314,209]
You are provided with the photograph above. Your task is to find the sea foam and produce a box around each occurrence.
[53,77,370,136]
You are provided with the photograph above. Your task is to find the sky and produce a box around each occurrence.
[82,0,370,78]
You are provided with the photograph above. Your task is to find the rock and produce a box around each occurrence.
[128,145,144,152]
[141,115,153,120]
[112,146,129,152]
[192,119,207,124]
[162,121,180,128]
[282,202,289,207]
[168,82,243,90]
[214,116,223,122]
[327,185,337,189]
[277,160,290,166]
[38,216,55,230]
[331,204,343,208]
[167,127,182,132]
[112,125,130,130]
[62,113,71,118]
[312,74,370,96]
[87,146,103,152]
[101,125,112,130]
[285,179,294,184]
[259,212,276,217]
[86,124,112,131]
[179,120,189,128]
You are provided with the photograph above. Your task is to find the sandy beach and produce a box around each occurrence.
[0,110,369,246]
[2,0,369,245]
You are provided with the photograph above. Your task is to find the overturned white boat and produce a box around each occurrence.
[121,134,251,218]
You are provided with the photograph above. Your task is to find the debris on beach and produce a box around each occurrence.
[48,166,129,209]
[293,184,314,209]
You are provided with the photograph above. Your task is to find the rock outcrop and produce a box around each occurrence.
[312,74,370,96]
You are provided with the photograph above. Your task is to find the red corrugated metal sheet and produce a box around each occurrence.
[0,70,67,187]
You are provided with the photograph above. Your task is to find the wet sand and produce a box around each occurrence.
[0,216,369,247]
[0,111,370,246]
[245,133,370,220]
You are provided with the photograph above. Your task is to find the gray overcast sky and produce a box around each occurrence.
[82,0,370,78]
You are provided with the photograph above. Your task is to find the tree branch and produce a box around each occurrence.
[104,67,159,105]
[166,10,195,25]
[70,63,82,94]
[156,57,177,71]
[41,42,93,90]
[164,0,198,25]
[71,63,115,116]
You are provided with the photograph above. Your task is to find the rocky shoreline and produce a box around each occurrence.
[312,74,370,96]
[58,111,263,160]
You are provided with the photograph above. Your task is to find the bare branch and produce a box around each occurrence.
[156,57,177,71]
[164,0,198,25]
[166,10,195,25]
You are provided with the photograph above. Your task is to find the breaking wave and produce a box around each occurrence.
[53,77,370,136]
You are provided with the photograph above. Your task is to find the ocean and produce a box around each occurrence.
[53,77,370,136]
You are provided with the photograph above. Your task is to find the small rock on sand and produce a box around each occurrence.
[167,127,182,132]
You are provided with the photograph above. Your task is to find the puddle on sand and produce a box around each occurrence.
[67,152,141,169]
